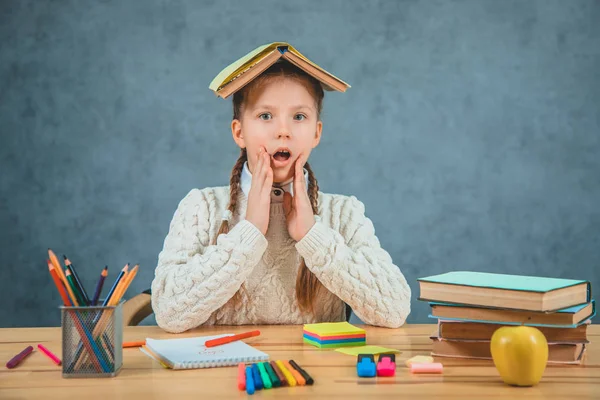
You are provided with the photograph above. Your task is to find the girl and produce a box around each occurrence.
[151,47,411,334]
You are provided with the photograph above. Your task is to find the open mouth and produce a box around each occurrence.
[272,147,292,162]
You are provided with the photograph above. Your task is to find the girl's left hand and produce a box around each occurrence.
[283,154,315,242]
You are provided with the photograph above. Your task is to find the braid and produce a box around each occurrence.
[304,161,319,214]
[295,161,324,314]
[214,148,247,242]
[215,148,247,308]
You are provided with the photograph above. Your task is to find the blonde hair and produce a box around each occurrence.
[213,61,325,313]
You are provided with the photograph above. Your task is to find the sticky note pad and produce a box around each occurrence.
[303,322,366,349]
[303,322,366,336]
[335,346,400,356]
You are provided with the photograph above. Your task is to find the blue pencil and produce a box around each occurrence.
[91,266,108,306]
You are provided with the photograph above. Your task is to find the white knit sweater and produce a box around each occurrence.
[151,184,412,333]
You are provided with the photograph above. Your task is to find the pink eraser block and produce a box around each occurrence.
[409,362,443,374]
[376,359,396,377]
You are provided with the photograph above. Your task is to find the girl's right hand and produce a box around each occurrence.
[245,147,273,235]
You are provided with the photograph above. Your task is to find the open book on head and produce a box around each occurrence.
[142,334,269,369]
[209,41,351,98]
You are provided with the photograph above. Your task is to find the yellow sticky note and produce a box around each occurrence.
[405,355,434,367]
[304,322,366,336]
[335,345,400,356]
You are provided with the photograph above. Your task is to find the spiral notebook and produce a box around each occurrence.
[143,334,269,369]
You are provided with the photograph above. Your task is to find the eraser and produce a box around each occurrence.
[377,353,396,377]
[357,354,376,377]
[409,362,443,374]
[405,355,434,367]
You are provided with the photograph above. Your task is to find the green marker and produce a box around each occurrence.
[257,362,272,389]
[264,362,281,387]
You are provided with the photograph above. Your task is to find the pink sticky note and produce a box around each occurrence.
[409,362,443,374]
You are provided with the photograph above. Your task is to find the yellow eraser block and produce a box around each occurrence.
[405,355,434,367]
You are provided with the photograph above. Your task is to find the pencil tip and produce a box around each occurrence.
[63,255,67,260]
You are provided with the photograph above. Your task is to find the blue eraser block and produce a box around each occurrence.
[357,354,376,377]
[251,364,263,390]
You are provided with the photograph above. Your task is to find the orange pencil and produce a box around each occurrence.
[48,262,72,307]
[48,249,67,285]
[123,340,145,348]
[111,264,138,305]
[205,330,261,348]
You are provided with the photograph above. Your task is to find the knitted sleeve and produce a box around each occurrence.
[295,195,412,328]
[151,189,268,333]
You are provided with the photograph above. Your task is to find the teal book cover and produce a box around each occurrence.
[418,271,589,293]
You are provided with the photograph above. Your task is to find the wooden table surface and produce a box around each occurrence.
[0,324,598,399]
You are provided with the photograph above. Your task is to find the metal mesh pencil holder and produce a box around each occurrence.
[60,302,123,378]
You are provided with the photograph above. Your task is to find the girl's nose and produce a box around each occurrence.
[276,124,292,139]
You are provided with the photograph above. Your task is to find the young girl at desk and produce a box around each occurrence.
[151,43,411,333]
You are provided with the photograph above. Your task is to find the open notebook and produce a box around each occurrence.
[142,334,269,369]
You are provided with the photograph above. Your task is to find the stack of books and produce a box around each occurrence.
[418,271,595,364]
[303,322,366,348]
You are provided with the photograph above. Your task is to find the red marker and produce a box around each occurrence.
[237,363,246,390]
[37,344,61,366]
[6,346,34,369]
[205,330,261,348]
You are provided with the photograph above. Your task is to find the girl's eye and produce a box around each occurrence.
[294,114,307,121]
[259,113,272,121]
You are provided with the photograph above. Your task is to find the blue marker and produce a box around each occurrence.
[251,364,264,390]
[245,366,255,395]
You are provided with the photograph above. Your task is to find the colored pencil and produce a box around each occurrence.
[66,268,86,306]
[48,260,78,306]
[123,340,145,348]
[49,263,105,372]
[111,264,138,305]
[102,264,128,306]
[64,255,91,305]
[48,249,67,286]
[205,330,261,348]
[37,344,61,366]
[47,262,72,307]
[6,346,33,369]
[91,266,108,306]
[76,264,139,369]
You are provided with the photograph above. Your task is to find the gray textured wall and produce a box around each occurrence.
[1,0,598,328]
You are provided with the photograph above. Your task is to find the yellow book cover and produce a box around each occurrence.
[209,42,350,98]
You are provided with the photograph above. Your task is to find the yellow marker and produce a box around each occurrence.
[276,360,297,386]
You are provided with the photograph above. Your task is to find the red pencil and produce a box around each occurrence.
[37,344,61,366]
[204,330,261,348]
